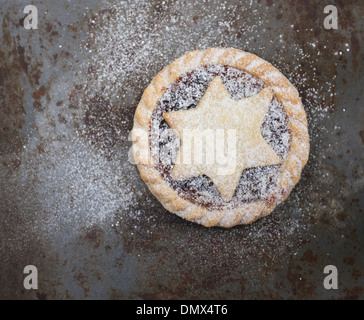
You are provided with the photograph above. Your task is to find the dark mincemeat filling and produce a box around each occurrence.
[150,65,291,210]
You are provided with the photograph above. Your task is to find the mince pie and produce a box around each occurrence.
[132,48,309,227]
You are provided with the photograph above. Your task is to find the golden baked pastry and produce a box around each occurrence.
[132,48,309,227]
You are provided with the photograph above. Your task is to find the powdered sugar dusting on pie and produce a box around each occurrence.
[151,65,291,209]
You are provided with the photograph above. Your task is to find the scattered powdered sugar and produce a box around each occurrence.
[78,0,337,237]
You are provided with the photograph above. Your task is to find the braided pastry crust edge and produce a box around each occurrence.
[132,48,310,227]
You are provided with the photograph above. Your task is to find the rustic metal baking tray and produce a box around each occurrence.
[0,0,363,299]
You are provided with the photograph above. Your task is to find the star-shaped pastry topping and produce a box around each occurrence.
[163,76,282,202]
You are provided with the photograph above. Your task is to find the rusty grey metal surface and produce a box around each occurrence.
[0,0,363,299]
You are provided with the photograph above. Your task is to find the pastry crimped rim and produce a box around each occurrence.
[132,48,310,228]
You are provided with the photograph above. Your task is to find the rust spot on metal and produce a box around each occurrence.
[359,130,364,144]
[32,86,47,100]
[75,272,90,297]
[301,249,318,263]
[342,286,363,300]
[343,256,355,266]
[37,143,45,154]
[36,292,48,300]
[81,225,104,249]
[0,14,27,156]
[58,114,67,124]
[31,85,51,112]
